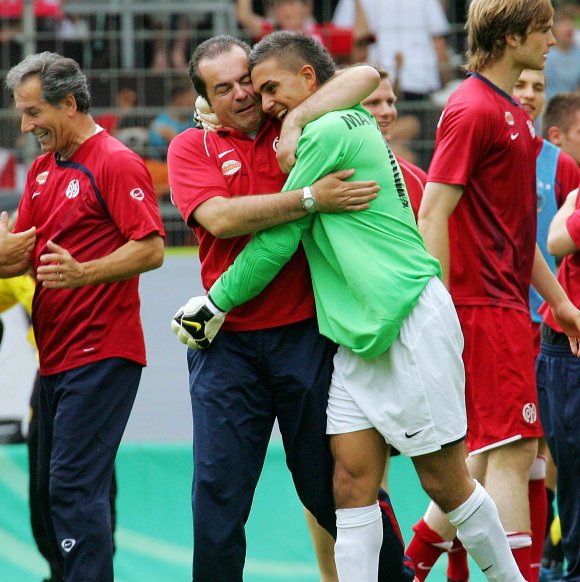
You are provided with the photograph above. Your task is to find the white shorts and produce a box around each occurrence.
[326,277,467,457]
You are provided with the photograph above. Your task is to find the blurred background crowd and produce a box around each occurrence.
[0,0,578,246]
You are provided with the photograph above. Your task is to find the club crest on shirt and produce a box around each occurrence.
[522,402,537,424]
[130,187,145,201]
[272,137,279,152]
[36,171,49,184]
[65,179,80,199]
[504,111,515,126]
[527,120,536,139]
[222,159,242,175]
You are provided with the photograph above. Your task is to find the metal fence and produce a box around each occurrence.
[1,1,468,245]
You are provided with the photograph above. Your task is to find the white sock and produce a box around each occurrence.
[335,503,382,582]
[446,481,525,582]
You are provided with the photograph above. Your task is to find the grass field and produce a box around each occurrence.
[0,442,487,582]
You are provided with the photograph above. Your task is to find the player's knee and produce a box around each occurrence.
[332,462,376,508]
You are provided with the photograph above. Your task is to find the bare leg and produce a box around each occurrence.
[331,428,388,582]
[411,442,524,582]
[304,508,339,582]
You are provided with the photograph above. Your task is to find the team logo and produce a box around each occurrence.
[65,179,80,199]
[130,187,145,201]
[527,120,536,139]
[272,137,280,152]
[36,171,49,184]
[522,403,537,424]
[221,160,242,175]
[505,111,515,126]
[61,538,76,552]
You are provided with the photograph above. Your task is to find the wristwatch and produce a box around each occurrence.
[301,186,317,213]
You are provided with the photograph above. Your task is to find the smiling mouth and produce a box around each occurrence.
[277,108,288,121]
[237,103,256,115]
[35,130,49,139]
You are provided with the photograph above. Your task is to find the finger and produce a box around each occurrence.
[39,253,63,264]
[344,180,379,190]
[46,240,67,253]
[37,265,60,275]
[570,337,580,357]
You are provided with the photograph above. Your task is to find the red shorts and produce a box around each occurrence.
[457,305,543,454]
[531,321,541,357]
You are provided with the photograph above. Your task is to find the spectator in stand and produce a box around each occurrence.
[333,0,452,100]
[360,65,426,216]
[543,92,580,167]
[0,0,63,53]
[333,0,452,169]
[544,4,580,99]
[148,83,196,161]
[236,0,369,64]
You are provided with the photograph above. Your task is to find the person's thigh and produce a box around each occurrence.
[187,329,276,580]
[536,345,580,581]
[269,319,338,533]
[49,358,141,497]
[44,358,141,581]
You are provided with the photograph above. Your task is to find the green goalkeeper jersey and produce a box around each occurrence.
[210,104,441,359]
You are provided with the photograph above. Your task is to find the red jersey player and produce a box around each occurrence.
[406,1,580,581]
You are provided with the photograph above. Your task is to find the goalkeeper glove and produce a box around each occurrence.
[171,295,226,349]
[193,95,222,132]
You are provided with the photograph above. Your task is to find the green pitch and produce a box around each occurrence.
[0,442,486,581]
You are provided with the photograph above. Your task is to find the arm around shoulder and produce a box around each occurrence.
[547,188,580,257]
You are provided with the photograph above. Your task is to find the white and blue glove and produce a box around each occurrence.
[171,295,226,349]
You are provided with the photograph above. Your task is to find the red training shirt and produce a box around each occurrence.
[14,129,165,375]
[168,119,316,332]
[540,183,580,332]
[397,155,426,221]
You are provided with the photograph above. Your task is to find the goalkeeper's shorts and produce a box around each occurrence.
[326,276,467,457]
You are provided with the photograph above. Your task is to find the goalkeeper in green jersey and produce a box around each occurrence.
[172,31,526,582]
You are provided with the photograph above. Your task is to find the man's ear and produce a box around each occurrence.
[62,94,77,114]
[505,33,520,48]
[547,126,563,147]
[300,64,317,89]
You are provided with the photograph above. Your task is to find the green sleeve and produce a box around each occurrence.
[209,216,312,312]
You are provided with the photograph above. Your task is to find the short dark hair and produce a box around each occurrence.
[188,35,251,102]
[543,92,580,137]
[249,31,336,86]
[6,51,91,113]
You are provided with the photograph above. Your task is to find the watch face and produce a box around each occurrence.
[303,197,316,210]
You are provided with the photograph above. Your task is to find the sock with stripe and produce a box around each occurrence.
[446,481,525,582]
[447,537,469,582]
[406,515,451,581]
[528,456,547,582]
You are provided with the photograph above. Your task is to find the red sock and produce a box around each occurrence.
[447,538,469,582]
[507,534,532,580]
[406,518,450,581]
[528,478,547,582]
